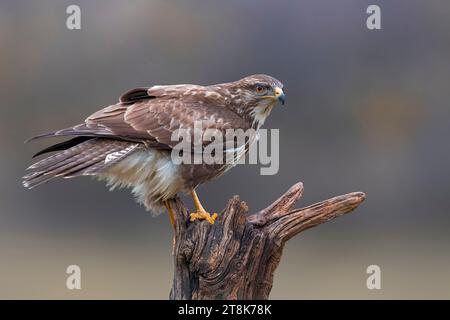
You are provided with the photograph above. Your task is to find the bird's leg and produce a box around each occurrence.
[189,189,218,224]
[164,200,176,230]
[164,201,176,253]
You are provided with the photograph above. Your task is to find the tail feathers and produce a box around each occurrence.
[23,138,140,189]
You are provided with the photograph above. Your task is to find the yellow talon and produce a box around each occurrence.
[189,189,218,224]
[190,211,218,224]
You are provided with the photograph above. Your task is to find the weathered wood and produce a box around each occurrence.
[169,182,365,300]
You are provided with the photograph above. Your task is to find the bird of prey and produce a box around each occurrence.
[23,74,285,226]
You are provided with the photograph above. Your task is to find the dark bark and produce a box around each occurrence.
[169,182,365,300]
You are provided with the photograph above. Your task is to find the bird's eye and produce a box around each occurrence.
[255,85,266,94]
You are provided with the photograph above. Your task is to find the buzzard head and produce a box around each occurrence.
[226,74,285,128]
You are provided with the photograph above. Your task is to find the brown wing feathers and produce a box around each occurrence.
[32,136,92,158]
[119,87,153,103]
[24,83,252,190]
[23,138,139,189]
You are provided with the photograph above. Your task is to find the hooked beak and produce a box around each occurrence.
[274,86,286,105]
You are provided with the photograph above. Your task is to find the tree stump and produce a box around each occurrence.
[169,182,365,300]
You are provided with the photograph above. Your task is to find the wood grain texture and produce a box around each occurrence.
[169,182,366,300]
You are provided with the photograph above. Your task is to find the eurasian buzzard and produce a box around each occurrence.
[23,74,285,225]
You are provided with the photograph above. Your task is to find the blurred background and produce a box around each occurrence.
[1,0,450,299]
